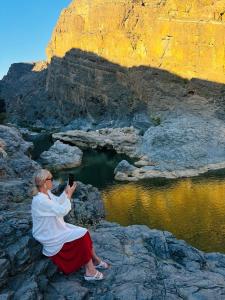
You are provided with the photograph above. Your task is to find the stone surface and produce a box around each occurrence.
[141,114,225,172]
[47,0,225,83]
[40,140,83,170]
[0,125,40,202]
[2,205,225,299]
[65,181,105,226]
[53,126,141,158]
[114,115,225,181]
[0,62,53,127]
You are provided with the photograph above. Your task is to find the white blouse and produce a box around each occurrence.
[31,190,87,256]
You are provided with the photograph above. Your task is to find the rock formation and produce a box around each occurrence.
[47,0,225,83]
[40,140,83,170]
[0,62,52,126]
[1,0,225,128]
[53,126,141,157]
[114,115,225,181]
[0,125,40,203]
[2,204,225,299]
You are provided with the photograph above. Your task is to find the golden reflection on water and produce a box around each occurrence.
[102,177,225,253]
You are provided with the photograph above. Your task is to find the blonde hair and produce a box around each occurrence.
[32,169,52,195]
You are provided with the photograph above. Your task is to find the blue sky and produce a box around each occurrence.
[0,0,72,79]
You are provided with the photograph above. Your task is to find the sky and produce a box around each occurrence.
[0,0,72,79]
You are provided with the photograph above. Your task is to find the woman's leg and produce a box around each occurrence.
[91,247,101,265]
[85,258,98,276]
[92,246,109,269]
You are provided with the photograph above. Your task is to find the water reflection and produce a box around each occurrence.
[102,177,225,253]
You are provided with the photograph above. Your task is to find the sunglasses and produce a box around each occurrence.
[46,177,53,182]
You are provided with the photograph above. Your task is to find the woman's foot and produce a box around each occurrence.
[84,270,104,281]
[95,260,109,270]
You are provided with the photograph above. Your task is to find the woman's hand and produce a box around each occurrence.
[65,182,77,199]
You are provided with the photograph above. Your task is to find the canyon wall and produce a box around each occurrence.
[47,0,225,83]
[1,0,225,127]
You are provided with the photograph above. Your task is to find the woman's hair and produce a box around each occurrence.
[32,169,52,195]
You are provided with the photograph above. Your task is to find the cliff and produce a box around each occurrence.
[1,0,225,128]
[47,0,225,83]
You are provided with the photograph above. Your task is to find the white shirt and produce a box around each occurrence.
[31,190,87,256]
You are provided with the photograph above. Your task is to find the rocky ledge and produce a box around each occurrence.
[53,127,141,158]
[2,209,225,299]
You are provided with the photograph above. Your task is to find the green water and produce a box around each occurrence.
[0,113,6,124]
[54,149,131,189]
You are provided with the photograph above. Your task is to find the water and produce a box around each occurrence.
[102,174,225,253]
[30,134,225,253]
[54,149,131,189]
[0,113,6,124]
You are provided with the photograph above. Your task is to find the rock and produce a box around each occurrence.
[7,236,33,273]
[66,181,105,225]
[0,139,7,158]
[115,115,225,181]
[2,0,225,131]
[11,276,41,300]
[0,125,40,201]
[0,259,10,289]
[114,160,136,174]
[53,127,141,158]
[0,180,27,203]
[142,115,225,171]
[47,0,225,83]
[0,291,14,300]
[134,159,155,167]
[0,62,51,127]
[40,140,83,170]
[46,281,88,300]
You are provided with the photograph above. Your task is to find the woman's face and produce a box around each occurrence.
[45,173,53,190]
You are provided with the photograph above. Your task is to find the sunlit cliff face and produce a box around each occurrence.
[102,177,225,253]
[47,0,225,83]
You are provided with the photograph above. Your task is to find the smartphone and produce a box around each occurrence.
[68,173,75,187]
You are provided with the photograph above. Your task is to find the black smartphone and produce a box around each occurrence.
[68,173,75,187]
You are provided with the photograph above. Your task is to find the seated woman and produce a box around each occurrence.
[31,168,108,281]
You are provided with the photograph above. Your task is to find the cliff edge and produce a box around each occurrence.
[47,0,225,83]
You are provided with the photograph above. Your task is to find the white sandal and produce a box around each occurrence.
[84,270,104,281]
[95,260,109,270]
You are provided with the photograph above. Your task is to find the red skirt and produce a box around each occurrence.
[50,231,93,275]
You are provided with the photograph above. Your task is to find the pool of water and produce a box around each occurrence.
[53,149,225,253]
[27,132,225,253]
[102,174,225,253]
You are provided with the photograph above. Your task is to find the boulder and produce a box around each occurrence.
[115,115,225,181]
[40,140,83,170]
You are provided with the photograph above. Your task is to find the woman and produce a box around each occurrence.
[31,169,108,281]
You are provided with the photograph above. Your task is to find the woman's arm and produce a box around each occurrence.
[49,182,76,204]
[32,194,71,217]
